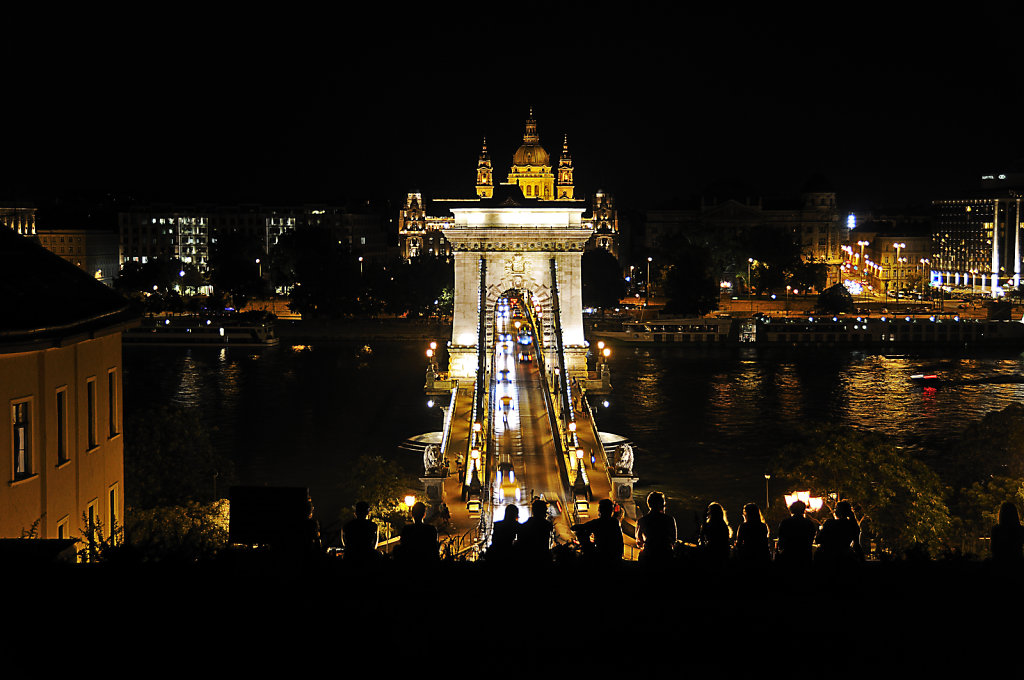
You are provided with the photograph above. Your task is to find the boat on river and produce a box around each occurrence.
[124,318,279,346]
[591,314,1024,348]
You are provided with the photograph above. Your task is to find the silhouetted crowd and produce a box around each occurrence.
[341,493,1024,567]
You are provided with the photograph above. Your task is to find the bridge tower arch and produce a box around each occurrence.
[441,193,593,380]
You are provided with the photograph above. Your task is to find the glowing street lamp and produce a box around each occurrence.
[647,256,653,307]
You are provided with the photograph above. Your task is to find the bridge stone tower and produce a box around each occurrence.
[442,186,592,380]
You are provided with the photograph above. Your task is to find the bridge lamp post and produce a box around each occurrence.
[404,495,415,519]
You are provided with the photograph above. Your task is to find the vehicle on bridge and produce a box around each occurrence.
[495,461,522,504]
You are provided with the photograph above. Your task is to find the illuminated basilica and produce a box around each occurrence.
[399,111,619,262]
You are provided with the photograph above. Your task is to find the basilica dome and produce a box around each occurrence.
[511,111,550,167]
[512,141,549,167]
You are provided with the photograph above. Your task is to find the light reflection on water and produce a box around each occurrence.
[125,341,1024,538]
[596,345,1024,527]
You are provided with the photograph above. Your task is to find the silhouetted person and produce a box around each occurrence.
[488,504,520,562]
[734,502,772,565]
[636,491,677,566]
[517,499,553,562]
[573,498,623,563]
[398,501,439,563]
[698,502,732,568]
[776,500,818,566]
[991,501,1024,563]
[815,500,864,564]
[342,501,379,563]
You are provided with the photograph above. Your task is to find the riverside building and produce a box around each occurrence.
[932,188,1024,296]
[0,227,136,542]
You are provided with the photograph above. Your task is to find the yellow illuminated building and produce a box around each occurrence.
[402,110,599,261]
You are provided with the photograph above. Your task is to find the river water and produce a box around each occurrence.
[123,340,1024,537]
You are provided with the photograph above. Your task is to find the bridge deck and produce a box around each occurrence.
[435,298,637,558]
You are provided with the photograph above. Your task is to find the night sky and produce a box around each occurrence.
[3,8,1022,218]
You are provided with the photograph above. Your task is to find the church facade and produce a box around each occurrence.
[398,112,619,263]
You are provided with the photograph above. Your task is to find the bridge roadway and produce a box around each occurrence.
[434,308,637,558]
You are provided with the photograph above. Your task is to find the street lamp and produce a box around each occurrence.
[857,240,870,267]
[764,473,771,512]
[358,256,364,277]
[748,257,754,311]
[646,257,653,307]
[892,243,906,301]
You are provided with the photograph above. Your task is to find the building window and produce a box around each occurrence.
[86,378,97,450]
[107,369,119,438]
[57,516,70,540]
[109,484,120,536]
[56,388,68,465]
[12,400,31,479]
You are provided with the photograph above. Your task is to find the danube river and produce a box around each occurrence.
[123,339,1024,537]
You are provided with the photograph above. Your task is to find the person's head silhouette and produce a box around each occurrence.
[647,491,665,513]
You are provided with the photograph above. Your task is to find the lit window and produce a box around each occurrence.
[12,400,31,479]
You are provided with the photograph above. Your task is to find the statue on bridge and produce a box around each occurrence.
[423,444,441,476]
[614,443,634,476]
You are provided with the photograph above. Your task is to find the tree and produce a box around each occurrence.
[209,230,266,309]
[817,283,854,314]
[948,403,1024,487]
[774,426,951,556]
[273,228,361,317]
[338,454,409,539]
[124,405,235,509]
[123,501,229,563]
[582,248,626,310]
[947,476,1024,557]
[661,240,720,317]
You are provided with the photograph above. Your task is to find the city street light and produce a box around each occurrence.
[857,240,870,267]
[892,242,906,301]
[647,257,653,307]
[748,257,754,311]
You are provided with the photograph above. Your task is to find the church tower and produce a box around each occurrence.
[475,138,493,198]
[556,135,575,200]
[507,109,554,200]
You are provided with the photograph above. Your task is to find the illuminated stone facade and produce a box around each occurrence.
[646,177,845,287]
[398,112,620,262]
[0,204,36,236]
[0,229,135,542]
[37,229,120,287]
[443,189,592,379]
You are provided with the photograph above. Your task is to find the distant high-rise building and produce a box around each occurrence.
[932,193,1023,295]
[118,204,390,273]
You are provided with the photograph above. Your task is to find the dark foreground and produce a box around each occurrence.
[16,555,1021,668]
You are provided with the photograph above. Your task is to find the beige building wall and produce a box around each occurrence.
[0,332,124,541]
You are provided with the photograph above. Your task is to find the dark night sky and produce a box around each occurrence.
[3,8,1022,219]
